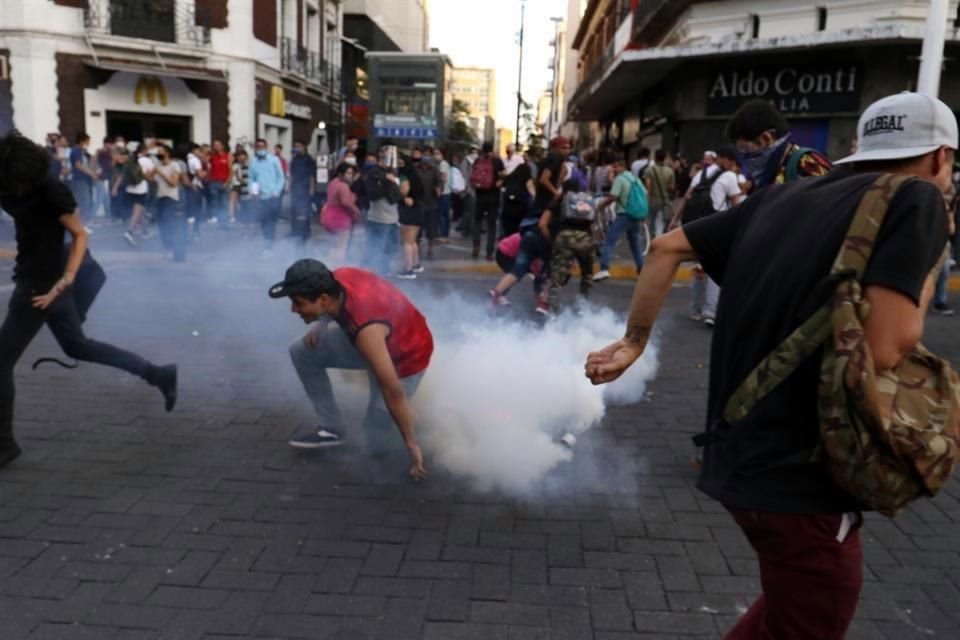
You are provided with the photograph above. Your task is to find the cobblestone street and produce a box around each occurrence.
[0,236,958,640]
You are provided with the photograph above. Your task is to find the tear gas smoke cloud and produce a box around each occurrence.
[411,296,660,495]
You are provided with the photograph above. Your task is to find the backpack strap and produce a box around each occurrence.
[717,173,912,427]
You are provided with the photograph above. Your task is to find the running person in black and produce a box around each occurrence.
[0,131,177,470]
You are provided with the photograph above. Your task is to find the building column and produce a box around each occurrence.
[227,60,256,148]
[8,36,59,142]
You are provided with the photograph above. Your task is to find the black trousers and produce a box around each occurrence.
[473,190,501,257]
[0,271,153,447]
[501,197,528,238]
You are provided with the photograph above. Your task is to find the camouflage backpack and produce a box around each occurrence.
[721,173,960,516]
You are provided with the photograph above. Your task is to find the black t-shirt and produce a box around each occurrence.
[534,153,564,211]
[290,154,316,196]
[684,169,947,514]
[0,176,76,283]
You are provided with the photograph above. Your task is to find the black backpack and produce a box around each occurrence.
[682,167,724,225]
[364,167,402,205]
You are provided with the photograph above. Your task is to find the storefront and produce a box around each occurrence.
[571,41,960,162]
[255,80,341,156]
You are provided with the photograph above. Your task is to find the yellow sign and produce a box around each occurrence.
[269,85,286,117]
[134,76,168,106]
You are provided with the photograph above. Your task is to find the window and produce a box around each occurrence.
[817,7,827,31]
[750,14,760,39]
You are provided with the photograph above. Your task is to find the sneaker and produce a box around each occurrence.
[412,264,425,274]
[593,269,610,281]
[123,231,137,246]
[396,271,417,280]
[933,302,955,316]
[141,229,154,239]
[535,300,550,316]
[0,442,21,470]
[209,217,218,224]
[289,428,344,449]
[489,290,511,306]
[151,364,178,412]
[186,217,196,225]
[689,312,703,322]
[704,317,716,328]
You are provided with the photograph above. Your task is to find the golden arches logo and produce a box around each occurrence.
[134,76,168,106]
[269,86,286,117]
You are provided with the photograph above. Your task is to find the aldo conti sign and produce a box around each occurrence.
[706,63,863,116]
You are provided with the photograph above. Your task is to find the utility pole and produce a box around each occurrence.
[515,0,526,149]
[546,17,563,140]
[917,0,948,95]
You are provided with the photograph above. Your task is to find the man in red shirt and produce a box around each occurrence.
[270,259,433,479]
[207,139,231,224]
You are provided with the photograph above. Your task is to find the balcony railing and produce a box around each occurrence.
[84,0,211,47]
[280,36,342,96]
[631,0,698,46]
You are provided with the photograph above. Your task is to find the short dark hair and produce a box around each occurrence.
[637,146,650,159]
[0,131,52,195]
[76,132,90,144]
[654,149,667,162]
[104,136,114,144]
[255,138,267,146]
[725,99,790,141]
[334,162,354,177]
[481,141,494,154]
[716,144,738,161]
[275,143,283,150]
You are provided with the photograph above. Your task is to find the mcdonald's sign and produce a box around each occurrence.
[134,76,168,106]
[268,86,286,117]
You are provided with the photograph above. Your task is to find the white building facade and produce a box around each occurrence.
[566,0,960,159]
[0,0,344,153]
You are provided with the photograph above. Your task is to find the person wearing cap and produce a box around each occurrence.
[271,260,433,480]
[726,98,832,194]
[585,91,957,639]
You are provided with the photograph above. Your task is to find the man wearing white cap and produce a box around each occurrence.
[586,92,956,639]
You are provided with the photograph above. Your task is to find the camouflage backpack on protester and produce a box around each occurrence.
[718,174,960,516]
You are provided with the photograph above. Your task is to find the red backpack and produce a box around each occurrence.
[470,156,496,190]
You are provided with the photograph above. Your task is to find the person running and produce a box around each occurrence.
[271,260,432,480]
[586,91,957,640]
[117,143,155,246]
[0,132,177,470]
[594,158,647,281]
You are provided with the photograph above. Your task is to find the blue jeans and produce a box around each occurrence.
[437,194,452,238]
[509,230,552,281]
[600,215,645,271]
[289,327,424,445]
[935,260,950,307]
[207,181,228,222]
[364,221,396,275]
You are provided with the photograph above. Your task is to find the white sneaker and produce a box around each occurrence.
[704,317,715,328]
[186,217,196,225]
[123,231,137,246]
[209,217,218,224]
[593,269,610,281]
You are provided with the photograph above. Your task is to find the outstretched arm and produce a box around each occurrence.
[586,228,698,384]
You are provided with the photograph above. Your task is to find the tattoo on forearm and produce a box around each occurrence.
[624,324,651,346]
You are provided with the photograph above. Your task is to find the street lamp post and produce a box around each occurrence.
[515,0,526,149]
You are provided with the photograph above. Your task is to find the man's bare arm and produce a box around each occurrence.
[863,279,932,371]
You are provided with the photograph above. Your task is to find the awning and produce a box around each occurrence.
[568,24,933,122]
[83,57,227,83]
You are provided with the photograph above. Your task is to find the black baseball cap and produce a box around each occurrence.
[268,259,336,299]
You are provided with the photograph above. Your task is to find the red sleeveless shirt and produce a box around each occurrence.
[334,268,433,378]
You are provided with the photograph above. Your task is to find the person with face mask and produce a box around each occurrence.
[247,138,286,258]
[271,259,432,480]
[320,163,361,263]
[289,140,317,256]
[725,99,832,194]
[337,137,359,164]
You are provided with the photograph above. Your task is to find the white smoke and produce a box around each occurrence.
[412,300,660,494]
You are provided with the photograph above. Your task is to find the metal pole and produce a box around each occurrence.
[917,0,949,95]
[515,0,526,148]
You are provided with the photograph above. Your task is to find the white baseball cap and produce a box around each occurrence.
[835,91,958,165]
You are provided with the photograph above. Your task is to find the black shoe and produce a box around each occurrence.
[289,428,344,449]
[152,364,178,412]
[0,443,22,470]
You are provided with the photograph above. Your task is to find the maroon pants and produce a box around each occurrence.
[723,507,863,640]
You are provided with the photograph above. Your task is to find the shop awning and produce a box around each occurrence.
[83,57,228,83]
[568,24,932,121]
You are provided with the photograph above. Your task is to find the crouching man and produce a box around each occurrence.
[269,259,432,479]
